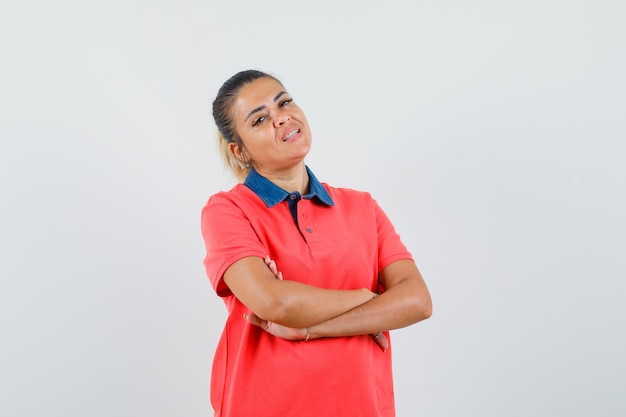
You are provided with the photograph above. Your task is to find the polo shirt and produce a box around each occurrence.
[201,166,414,417]
[245,166,335,227]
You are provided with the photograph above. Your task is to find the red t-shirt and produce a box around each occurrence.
[201,174,413,417]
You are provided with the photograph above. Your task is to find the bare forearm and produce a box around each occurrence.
[269,280,375,328]
[224,256,376,328]
[241,261,431,348]
[308,266,432,339]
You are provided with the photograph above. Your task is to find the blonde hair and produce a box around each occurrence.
[216,131,249,183]
[212,70,283,183]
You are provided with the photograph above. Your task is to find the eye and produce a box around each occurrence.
[279,98,293,107]
[252,115,266,127]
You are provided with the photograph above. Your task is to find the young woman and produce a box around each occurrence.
[201,70,432,417]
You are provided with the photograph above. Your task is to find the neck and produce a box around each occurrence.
[256,163,309,194]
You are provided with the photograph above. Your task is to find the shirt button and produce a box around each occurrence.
[305,227,313,233]
[290,195,297,200]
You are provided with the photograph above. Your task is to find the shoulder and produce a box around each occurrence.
[201,184,266,227]
[203,184,255,210]
[323,183,376,205]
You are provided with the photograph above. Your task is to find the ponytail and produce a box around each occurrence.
[216,131,249,183]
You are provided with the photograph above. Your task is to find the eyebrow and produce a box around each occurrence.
[244,91,288,122]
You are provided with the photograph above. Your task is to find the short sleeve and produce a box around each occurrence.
[373,198,414,272]
[201,192,267,297]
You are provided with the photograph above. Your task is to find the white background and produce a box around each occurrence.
[1,1,625,416]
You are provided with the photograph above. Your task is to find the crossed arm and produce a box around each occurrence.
[223,255,432,344]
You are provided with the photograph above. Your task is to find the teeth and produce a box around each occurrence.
[284,129,299,141]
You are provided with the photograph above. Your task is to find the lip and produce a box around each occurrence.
[281,126,302,142]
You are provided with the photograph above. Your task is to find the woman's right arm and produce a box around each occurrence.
[203,196,374,328]
[224,256,375,328]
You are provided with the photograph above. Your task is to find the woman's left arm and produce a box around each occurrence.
[307,259,432,339]
[244,198,432,343]
[245,259,432,342]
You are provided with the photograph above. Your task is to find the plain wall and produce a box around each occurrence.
[1,1,625,416]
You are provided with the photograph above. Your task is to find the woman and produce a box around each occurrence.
[201,69,432,417]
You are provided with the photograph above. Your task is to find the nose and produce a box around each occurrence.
[273,111,290,128]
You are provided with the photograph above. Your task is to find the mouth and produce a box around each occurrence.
[283,128,301,142]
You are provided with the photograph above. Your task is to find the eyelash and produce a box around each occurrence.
[252,116,265,127]
[251,98,293,127]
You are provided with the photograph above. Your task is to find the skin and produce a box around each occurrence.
[222,77,432,349]
[229,77,313,194]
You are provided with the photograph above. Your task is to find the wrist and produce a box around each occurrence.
[360,288,375,302]
[305,325,319,341]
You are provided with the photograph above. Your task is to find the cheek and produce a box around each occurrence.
[240,129,273,153]
[295,111,310,129]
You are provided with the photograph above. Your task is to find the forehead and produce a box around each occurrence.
[233,77,285,117]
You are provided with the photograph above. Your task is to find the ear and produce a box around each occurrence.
[229,142,246,162]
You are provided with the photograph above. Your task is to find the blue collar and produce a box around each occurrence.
[244,166,334,208]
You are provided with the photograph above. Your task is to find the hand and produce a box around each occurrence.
[244,312,307,341]
[243,256,303,340]
[261,255,389,351]
[264,255,283,280]
[368,293,389,352]
[245,311,389,350]
[371,331,389,352]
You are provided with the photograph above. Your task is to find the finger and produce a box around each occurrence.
[371,332,389,352]
[268,260,278,276]
[244,313,263,327]
[264,256,279,276]
[378,334,389,351]
[372,333,386,351]
[244,313,273,332]
[277,271,283,280]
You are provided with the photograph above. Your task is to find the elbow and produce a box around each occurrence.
[420,298,433,321]
[253,301,284,324]
[414,279,433,322]
[252,291,292,324]
[411,293,433,323]
[244,280,301,326]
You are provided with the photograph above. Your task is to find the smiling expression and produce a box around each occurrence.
[231,77,312,173]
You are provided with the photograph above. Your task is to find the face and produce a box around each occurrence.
[231,77,312,174]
